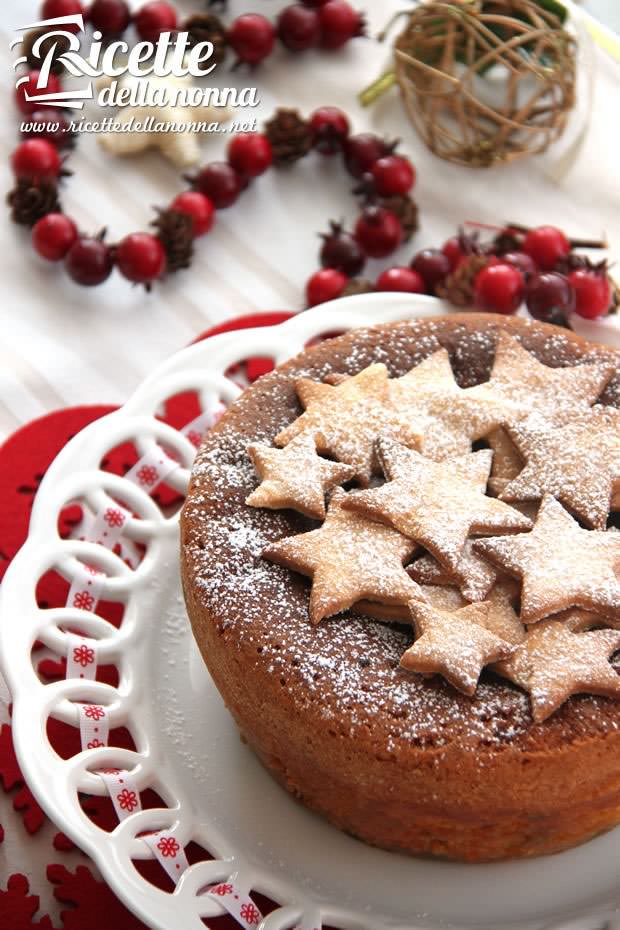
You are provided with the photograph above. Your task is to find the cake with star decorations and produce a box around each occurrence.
[180,312,620,862]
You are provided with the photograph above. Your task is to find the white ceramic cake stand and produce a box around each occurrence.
[2,294,620,930]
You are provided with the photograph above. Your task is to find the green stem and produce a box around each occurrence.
[359,70,397,108]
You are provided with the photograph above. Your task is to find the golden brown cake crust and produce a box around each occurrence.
[180,313,620,862]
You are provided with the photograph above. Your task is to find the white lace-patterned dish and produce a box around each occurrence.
[2,294,620,930]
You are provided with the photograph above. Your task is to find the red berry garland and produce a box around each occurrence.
[9,39,420,295]
[8,1,617,318]
[11,139,62,179]
[354,205,403,259]
[278,6,322,52]
[227,133,273,177]
[189,162,243,209]
[89,0,132,36]
[32,212,77,260]
[15,71,62,115]
[65,235,114,286]
[134,1,178,42]
[170,192,215,237]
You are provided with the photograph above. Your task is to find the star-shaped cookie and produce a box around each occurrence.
[401,598,515,695]
[262,488,420,623]
[474,495,620,623]
[467,333,615,429]
[484,580,526,646]
[353,583,465,624]
[388,348,505,459]
[409,538,498,602]
[343,438,531,572]
[246,433,355,520]
[470,334,615,496]
[500,406,620,529]
[492,619,620,721]
[275,364,421,485]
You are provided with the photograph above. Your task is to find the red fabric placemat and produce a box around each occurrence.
[0,313,304,930]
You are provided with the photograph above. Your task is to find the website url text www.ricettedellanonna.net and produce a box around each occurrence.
[19,116,259,135]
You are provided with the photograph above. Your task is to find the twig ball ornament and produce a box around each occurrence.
[392,0,577,167]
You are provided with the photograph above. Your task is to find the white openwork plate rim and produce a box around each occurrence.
[3,293,620,930]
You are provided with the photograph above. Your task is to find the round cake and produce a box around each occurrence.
[180,312,620,862]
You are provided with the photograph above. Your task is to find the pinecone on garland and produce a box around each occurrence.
[436,254,490,307]
[21,27,71,74]
[380,194,419,242]
[341,278,375,297]
[182,14,228,66]
[151,208,194,273]
[264,109,314,166]
[7,177,61,226]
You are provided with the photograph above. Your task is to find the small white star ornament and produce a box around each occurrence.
[96,72,230,168]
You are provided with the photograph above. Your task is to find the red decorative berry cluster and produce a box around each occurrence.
[229,1,365,63]
[27,0,365,70]
[310,220,617,323]
[457,224,614,323]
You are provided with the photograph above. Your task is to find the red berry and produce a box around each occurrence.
[306,268,347,306]
[21,109,73,148]
[411,249,451,294]
[191,162,243,208]
[371,156,415,197]
[502,251,537,276]
[65,237,113,286]
[134,1,177,42]
[227,14,276,64]
[376,267,425,293]
[319,223,365,276]
[41,0,83,27]
[309,106,349,155]
[11,139,61,178]
[474,263,525,315]
[116,233,166,284]
[568,269,611,320]
[523,225,570,271]
[525,272,575,324]
[278,5,320,51]
[318,0,363,49]
[344,133,389,178]
[227,133,272,178]
[32,213,77,261]
[170,192,215,237]
[354,206,402,259]
[88,0,131,34]
[15,71,62,115]
[442,236,464,271]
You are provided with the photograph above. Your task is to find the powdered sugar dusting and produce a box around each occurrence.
[182,318,620,753]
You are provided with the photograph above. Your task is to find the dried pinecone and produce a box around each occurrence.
[21,28,71,75]
[151,208,194,273]
[7,177,61,226]
[380,194,419,242]
[264,109,313,166]
[182,13,228,66]
[436,254,490,307]
[341,278,375,298]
